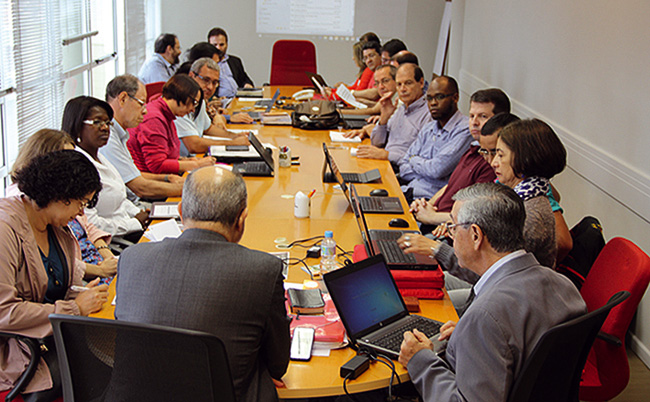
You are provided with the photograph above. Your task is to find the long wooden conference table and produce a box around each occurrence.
[91,86,458,398]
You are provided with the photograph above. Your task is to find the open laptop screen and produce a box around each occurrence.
[325,256,406,337]
[248,132,274,171]
[322,143,348,193]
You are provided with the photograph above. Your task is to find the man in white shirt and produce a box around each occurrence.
[175,58,249,157]
[101,74,184,201]
[138,34,181,84]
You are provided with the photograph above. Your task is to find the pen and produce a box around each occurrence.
[307,189,316,198]
[71,285,89,292]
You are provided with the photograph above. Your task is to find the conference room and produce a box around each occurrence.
[1,0,650,401]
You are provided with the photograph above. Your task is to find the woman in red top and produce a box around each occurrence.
[127,74,215,175]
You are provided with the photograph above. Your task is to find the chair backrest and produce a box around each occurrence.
[507,291,629,402]
[145,81,165,102]
[49,314,237,402]
[578,237,650,400]
[270,40,317,86]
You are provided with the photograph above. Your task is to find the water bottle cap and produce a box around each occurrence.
[324,230,333,238]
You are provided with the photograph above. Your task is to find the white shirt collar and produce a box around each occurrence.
[474,249,527,296]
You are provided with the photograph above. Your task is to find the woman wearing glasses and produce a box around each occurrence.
[0,150,109,399]
[7,129,117,281]
[127,74,215,175]
[62,96,149,242]
[398,119,565,301]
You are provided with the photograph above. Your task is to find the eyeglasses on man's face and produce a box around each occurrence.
[195,73,220,88]
[426,92,456,102]
[478,148,497,157]
[444,221,474,238]
[128,94,146,108]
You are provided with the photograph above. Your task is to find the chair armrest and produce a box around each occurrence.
[596,330,622,347]
[0,332,43,401]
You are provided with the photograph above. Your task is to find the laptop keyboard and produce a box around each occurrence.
[342,172,363,182]
[375,240,417,264]
[359,197,384,210]
[236,162,271,174]
[371,230,403,241]
[373,316,442,352]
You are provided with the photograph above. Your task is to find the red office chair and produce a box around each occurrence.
[270,40,317,86]
[145,81,165,102]
[578,237,650,401]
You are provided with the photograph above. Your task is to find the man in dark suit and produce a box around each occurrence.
[398,183,586,401]
[208,27,254,98]
[115,166,290,402]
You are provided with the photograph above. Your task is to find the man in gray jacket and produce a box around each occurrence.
[399,183,585,401]
[115,166,290,402]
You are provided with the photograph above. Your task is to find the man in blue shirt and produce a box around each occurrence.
[208,27,254,98]
[398,76,472,200]
[138,33,181,84]
[357,63,432,163]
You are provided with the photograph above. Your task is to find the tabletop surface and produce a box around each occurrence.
[91,86,458,398]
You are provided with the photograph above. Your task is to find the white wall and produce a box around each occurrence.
[159,0,445,86]
[449,0,650,367]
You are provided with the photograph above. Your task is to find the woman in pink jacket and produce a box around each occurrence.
[0,151,108,400]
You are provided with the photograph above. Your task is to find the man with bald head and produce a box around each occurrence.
[356,63,432,162]
[115,166,290,402]
[398,75,472,200]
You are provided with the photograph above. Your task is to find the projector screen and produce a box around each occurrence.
[256,0,355,36]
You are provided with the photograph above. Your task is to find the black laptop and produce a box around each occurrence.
[322,143,381,184]
[324,254,444,360]
[350,183,437,270]
[341,115,372,129]
[232,132,274,177]
[322,144,403,214]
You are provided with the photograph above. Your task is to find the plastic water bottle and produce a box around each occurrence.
[320,231,337,273]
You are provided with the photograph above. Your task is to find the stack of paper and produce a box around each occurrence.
[329,131,361,143]
[144,219,183,242]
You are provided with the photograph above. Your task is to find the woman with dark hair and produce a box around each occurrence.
[7,129,117,280]
[0,150,109,399]
[176,41,223,75]
[398,119,565,306]
[127,74,215,174]
[62,96,149,240]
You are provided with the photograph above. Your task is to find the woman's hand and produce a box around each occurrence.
[74,278,109,315]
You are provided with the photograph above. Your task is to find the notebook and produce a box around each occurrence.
[342,115,372,129]
[322,143,404,214]
[251,88,281,116]
[350,183,438,270]
[323,254,445,360]
[232,132,274,177]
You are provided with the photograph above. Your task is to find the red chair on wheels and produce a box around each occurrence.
[145,81,165,102]
[270,40,317,86]
[579,237,650,401]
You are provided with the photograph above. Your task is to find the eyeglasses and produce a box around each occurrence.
[83,119,114,129]
[375,77,394,86]
[426,92,456,102]
[195,73,220,88]
[64,195,97,211]
[478,148,497,157]
[444,221,474,238]
[129,94,146,108]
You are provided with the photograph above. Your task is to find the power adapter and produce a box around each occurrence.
[306,246,321,259]
[340,355,370,379]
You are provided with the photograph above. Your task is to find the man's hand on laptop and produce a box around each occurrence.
[438,321,456,341]
[399,328,433,367]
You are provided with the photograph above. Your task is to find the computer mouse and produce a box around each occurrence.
[369,189,389,197]
[389,218,409,228]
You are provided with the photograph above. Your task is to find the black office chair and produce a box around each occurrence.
[49,314,237,402]
[507,290,629,402]
[0,332,46,402]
